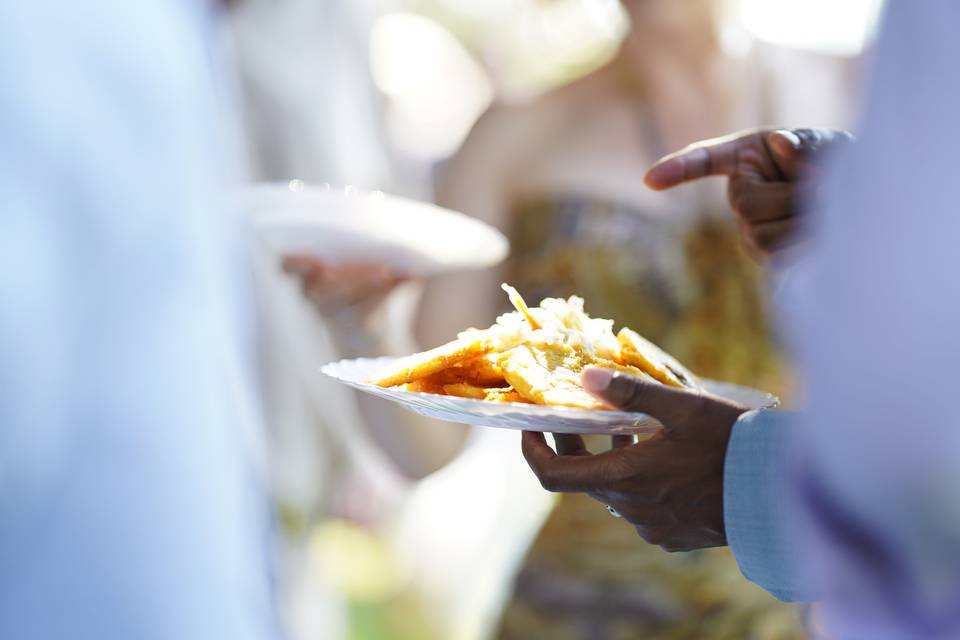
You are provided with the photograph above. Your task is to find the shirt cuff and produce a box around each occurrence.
[724,409,812,602]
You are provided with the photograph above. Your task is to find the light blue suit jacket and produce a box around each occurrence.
[724,410,811,602]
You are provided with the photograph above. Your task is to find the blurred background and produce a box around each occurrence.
[223,1,884,638]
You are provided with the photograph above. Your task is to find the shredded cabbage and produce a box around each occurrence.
[456,284,621,361]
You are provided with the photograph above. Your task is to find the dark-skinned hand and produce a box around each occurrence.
[521,366,748,552]
[645,127,853,259]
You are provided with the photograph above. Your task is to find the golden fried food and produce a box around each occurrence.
[592,357,657,382]
[369,283,700,410]
[499,345,607,410]
[400,380,447,395]
[402,354,506,391]
[448,354,506,387]
[617,328,700,389]
[369,334,494,388]
[441,382,490,400]
[484,387,531,404]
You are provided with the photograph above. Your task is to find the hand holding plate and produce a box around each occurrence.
[521,366,748,552]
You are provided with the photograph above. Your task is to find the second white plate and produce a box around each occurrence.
[239,182,509,277]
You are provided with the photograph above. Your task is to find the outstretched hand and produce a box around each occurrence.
[282,255,404,322]
[645,127,853,259]
[521,366,747,552]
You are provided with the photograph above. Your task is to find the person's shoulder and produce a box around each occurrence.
[467,63,618,143]
[539,62,618,107]
[443,63,620,195]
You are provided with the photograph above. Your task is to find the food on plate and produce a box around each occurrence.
[497,344,606,410]
[370,334,495,388]
[368,284,701,409]
[482,387,530,404]
[617,328,698,389]
[441,382,489,400]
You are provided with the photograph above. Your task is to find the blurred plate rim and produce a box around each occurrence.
[235,181,510,276]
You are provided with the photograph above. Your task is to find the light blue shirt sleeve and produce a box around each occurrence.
[724,410,813,602]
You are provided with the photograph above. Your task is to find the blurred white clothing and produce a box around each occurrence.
[0,2,277,638]
[228,0,390,187]
[227,3,553,639]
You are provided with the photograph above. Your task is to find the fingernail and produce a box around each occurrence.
[772,130,802,149]
[582,366,614,392]
[644,160,682,190]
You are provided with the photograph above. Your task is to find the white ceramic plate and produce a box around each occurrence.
[322,357,779,435]
[238,182,509,276]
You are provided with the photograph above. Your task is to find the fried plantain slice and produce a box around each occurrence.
[400,380,447,395]
[451,354,506,387]
[368,334,495,388]
[441,382,490,400]
[590,357,657,382]
[498,344,607,410]
[484,387,531,404]
[617,328,700,389]
[412,354,506,389]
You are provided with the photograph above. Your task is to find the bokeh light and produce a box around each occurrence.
[370,12,493,159]
[738,0,884,56]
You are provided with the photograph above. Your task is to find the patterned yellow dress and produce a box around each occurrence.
[495,195,803,640]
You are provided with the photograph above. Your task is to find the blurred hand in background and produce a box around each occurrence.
[645,127,854,259]
[282,255,405,323]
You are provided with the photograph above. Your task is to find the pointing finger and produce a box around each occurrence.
[644,130,761,190]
